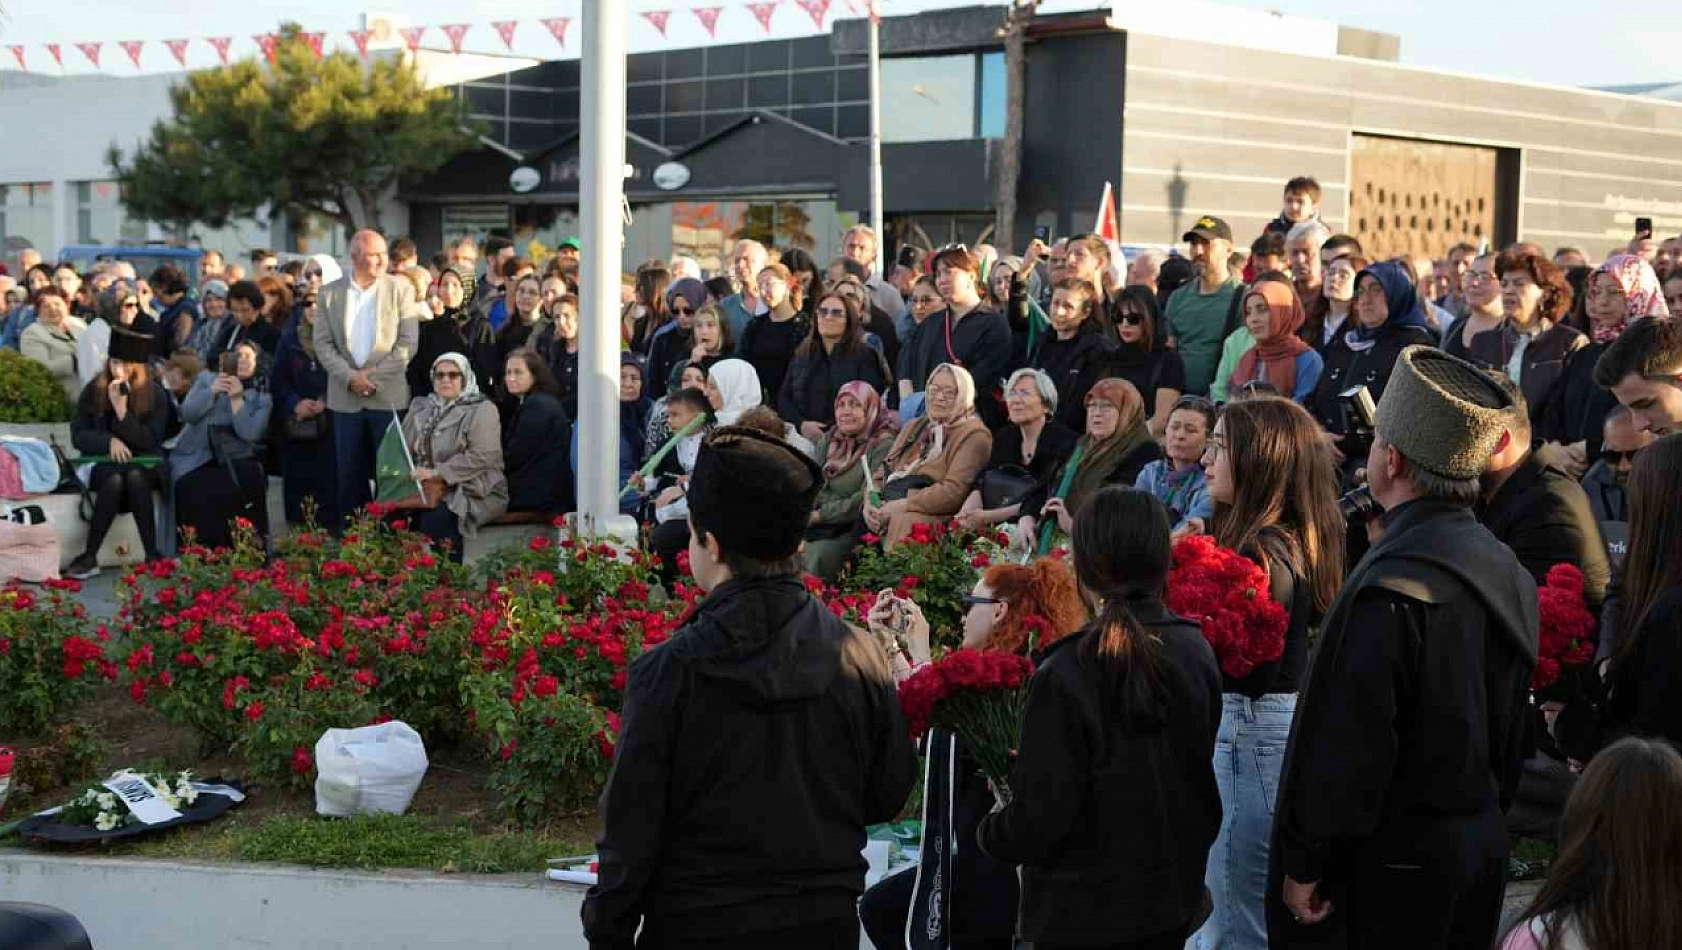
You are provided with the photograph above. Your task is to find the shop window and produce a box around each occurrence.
[878,55,976,143]
[978,52,1006,139]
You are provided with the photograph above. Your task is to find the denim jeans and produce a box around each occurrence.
[1189,693,1296,950]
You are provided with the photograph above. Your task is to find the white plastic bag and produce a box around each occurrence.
[314,721,429,817]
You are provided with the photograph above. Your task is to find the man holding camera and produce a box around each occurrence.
[1268,347,1539,949]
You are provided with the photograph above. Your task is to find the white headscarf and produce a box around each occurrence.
[708,358,762,426]
[312,254,344,286]
[430,352,480,405]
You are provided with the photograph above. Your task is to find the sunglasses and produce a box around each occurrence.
[961,594,1002,607]
[121,300,140,309]
[433,371,464,381]
[1118,312,1145,326]
[1602,448,1640,464]
[672,305,695,316]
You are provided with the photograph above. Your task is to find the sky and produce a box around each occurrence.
[0,0,1671,89]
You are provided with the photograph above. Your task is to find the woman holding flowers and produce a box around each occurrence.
[1191,396,1344,950]
[860,558,1087,950]
[1016,378,1160,551]
[866,363,992,549]
[979,487,1222,950]
[803,382,899,580]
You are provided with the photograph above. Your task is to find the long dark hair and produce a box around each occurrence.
[797,291,867,359]
[780,247,824,317]
[92,360,158,419]
[1071,487,1171,726]
[1505,736,1682,950]
[1617,433,1682,659]
[504,348,560,399]
[1212,398,1345,614]
[1117,284,1161,352]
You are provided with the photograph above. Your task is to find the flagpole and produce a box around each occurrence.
[867,2,885,277]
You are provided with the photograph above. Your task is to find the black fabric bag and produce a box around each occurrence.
[881,474,934,503]
[284,411,327,442]
[979,465,1035,511]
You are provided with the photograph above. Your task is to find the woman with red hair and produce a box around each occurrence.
[859,558,1087,950]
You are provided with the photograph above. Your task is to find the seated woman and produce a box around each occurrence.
[172,340,273,550]
[860,557,1088,950]
[669,303,732,391]
[1018,378,1161,552]
[804,382,900,580]
[494,274,547,370]
[500,349,573,518]
[20,288,87,403]
[647,278,707,393]
[401,353,508,561]
[865,363,993,548]
[779,290,891,444]
[531,292,580,417]
[65,327,169,579]
[955,368,1079,532]
[1134,394,1216,536]
[272,291,338,529]
[1226,281,1322,403]
[617,353,655,515]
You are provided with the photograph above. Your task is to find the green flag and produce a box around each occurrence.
[374,412,423,505]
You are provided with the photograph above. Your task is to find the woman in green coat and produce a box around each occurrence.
[803,381,898,580]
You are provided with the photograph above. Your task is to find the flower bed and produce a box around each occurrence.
[1,579,112,735]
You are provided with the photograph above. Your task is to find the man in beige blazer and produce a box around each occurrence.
[314,229,423,527]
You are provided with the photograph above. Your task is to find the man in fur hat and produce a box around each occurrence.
[1267,347,1540,949]
[583,427,917,950]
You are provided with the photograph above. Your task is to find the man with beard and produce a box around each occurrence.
[1165,215,1244,396]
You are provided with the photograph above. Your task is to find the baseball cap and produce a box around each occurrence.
[1183,215,1234,244]
[559,237,582,252]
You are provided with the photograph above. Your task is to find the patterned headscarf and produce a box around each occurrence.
[823,380,897,478]
[1591,254,1668,344]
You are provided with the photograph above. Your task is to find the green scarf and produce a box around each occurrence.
[1061,419,1151,517]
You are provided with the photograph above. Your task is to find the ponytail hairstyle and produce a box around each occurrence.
[1071,487,1172,726]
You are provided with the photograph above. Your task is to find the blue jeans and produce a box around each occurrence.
[333,407,399,528]
[1190,693,1295,950]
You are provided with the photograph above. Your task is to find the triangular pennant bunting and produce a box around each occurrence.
[693,6,724,37]
[795,0,831,28]
[539,17,572,49]
[206,37,232,65]
[641,10,673,37]
[45,44,63,68]
[441,24,471,54]
[165,39,190,67]
[303,32,326,59]
[76,42,102,67]
[347,30,373,60]
[398,26,426,52]
[746,1,780,33]
[8,46,26,71]
[491,20,520,50]
[254,33,278,64]
[119,40,144,68]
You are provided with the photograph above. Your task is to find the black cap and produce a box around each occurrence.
[1183,215,1234,244]
[687,426,824,561]
[108,326,153,365]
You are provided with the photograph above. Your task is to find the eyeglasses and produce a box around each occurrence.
[926,384,959,400]
[672,305,694,316]
[433,371,464,381]
[817,307,848,318]
[1463,271,1495,284]
[1086,401,1118,415]
[1602,448,1640,464]
[1206,433,1228,455]
[961,594,1002,607]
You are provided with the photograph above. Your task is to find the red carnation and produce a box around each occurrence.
[244,702,265,722]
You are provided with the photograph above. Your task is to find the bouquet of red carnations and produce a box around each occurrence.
[898,649,1036,797]
[1532,563,1597,698]
[1165,535,1289,681]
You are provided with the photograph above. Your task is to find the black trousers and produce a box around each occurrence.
[859,866,1015,950]
[635,916,857,950]
[649,518,691,587]
[176,459,268,550]
[84,462,160,560]
[414,504,463,563]
[1038,933,1186,950]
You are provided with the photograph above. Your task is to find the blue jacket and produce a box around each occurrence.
[1134,459,1214,532]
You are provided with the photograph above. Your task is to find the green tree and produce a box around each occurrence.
[109,24,476,236]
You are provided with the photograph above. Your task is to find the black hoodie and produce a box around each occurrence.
[582,576,918,949]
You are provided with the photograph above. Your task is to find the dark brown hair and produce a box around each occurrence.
[1616,433,1682,657]
[92,360,157,420]
[1071,487,1171,725]
[1506,736,1682,950]
[797,291,867,358]
[931,247,981,282]
[1212,398,1345,614]
[977,558,1088,655]
[1496,250,1574,324]
[256,275,293,326]
[1594,316,1682,388]
[1115,284,1160,352]
[504,348,560,398]
[1283,176,1321,202]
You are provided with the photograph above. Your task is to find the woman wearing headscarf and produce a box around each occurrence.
[1226,280,1322,403]
[1536,254,1668,479]
[616,352,656,515]
[804,381,900,579]
[1017,378,1161,550]
[186,280,232,364]
[865,363,993,549]
[1469,250,1586,419]
[410,265,498,400]
[647,277,708,393]
[1306,259,1437,446]
[272,291,338,529]
[702,357,763,428]
[172,339,273,549]
[401,352,507,561]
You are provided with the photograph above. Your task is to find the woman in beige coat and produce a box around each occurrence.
[21,289,88,403]
[401,352,507,561]
[865,362,993,549]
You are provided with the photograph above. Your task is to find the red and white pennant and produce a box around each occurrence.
[641,10,673,37]
[164,38,191,68]
[693,7,725,37]
[539,17,572,49]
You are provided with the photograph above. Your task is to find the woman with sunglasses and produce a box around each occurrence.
[1104,285,1184,437]
[859,557,1088,950]
[410,264,498,401]
[778,291,891,444]
[76,284,160,391]
[399,352,508,561]
[647,278,709,396]
[1031,277,1116,434]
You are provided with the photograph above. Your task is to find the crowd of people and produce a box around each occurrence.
[5,173,1682,948]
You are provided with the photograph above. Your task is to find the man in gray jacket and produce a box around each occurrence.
[313,230,422,527]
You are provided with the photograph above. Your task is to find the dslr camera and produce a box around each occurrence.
[1336,386,1377,462]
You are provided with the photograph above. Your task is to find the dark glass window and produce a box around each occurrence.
[790,35,833,69]
[836,104,869,140]
[509,123,557,152]
[664,115,704,147]
[748,39,790,72]
[749,74,788,109]
[627,52,663,83]
[627,84,664,116]
[464,85,504,115]
[789,106,835,138]
[707,44,748,77]
[791,70,835,106]
[667,48,704,80]
[706,77,747,111]
[510,90,552,120]
[666,80,705,114]
[836,66,869,102]
[629,118,663,143]
[705,111,749,136]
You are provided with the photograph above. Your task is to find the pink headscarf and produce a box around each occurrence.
[1592,254,1668,344]
[822,381,896,478]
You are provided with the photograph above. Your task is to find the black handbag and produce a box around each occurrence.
[284,411,327,442]
[979,464,1036,510]
[881,473,934,503]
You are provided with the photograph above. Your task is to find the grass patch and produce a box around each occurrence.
[1509,836,1558,881]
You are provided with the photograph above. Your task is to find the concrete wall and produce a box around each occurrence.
[1119,31,1682,254]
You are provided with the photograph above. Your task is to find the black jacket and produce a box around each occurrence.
[1306,326,1435,436]
[72,379,171,458]
[1468,322,1586,423]
[1556,588,1682,761]
[1535,340,1619,459]
[977,420,1079,510]
[582,576,917,949]
[501,392,572,515]
[1477,450,1612,612]
[1032,321,1114,433]
[646,326,693,400]
[978,601,1223,944]
[1225,538,1318,699]
[902,305,1014,429]
[210,318,280,363]
[1019,440,1163,521]
[776,342,890,429]
[531,325,580,418]
[1267,500,1539,942]
[738,309,811,404]
[410,311,498,399]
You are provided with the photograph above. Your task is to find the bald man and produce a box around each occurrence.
[314,229,424,527]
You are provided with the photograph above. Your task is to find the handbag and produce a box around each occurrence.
[979,464,1036,510]
[881,474,934,503]
[285,411,327,442]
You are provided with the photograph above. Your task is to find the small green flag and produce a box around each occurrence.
[374,412,424,505]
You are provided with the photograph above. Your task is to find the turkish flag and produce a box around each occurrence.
[441,24,471,54]
[398,27,426,52]
[347,30,373,60]
[75,42,102,68]
[119,40,144,69]
[206,37,233,65]
[641,10,673,37]
[1095,181,1120,243]
[795,0,831,28]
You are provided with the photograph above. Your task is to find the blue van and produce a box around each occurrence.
[56,245,204,286]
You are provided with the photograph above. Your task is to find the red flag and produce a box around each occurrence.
[641,10,673,37]
[539,17,572,49]
[8,45,25,71]
[254,33,279,64]
[45,44,63,68]
[165,39,190,67]
[207,37,233,65]
[491,20,520,50]
[399,26,426,52]
[441,24,471,54]
[795,0,831,28]
[1095,182,1120,243]
[693,7,725,37]
[119,40,144,68]
[303,32,326,59]
[347,30,373,60]
[76,42,102,68]
[747,1,780,33]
